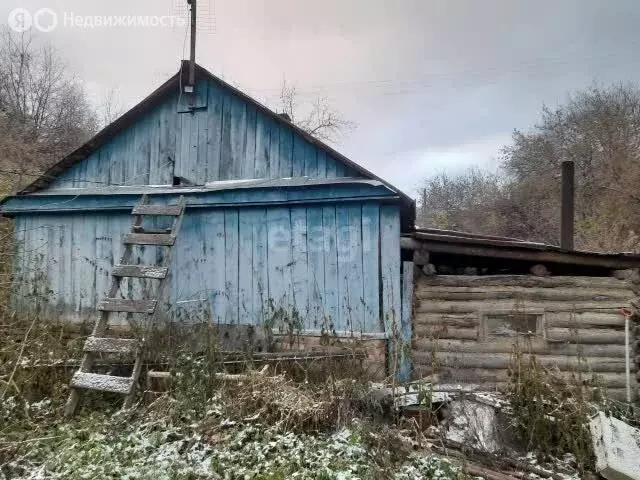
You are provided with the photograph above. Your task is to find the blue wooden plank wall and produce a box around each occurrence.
[47,78,359,190]
[11,204,401,336]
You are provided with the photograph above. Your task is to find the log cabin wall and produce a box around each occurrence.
[412,272,639,401]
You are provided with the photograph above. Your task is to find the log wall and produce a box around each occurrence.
[412,274,639,401]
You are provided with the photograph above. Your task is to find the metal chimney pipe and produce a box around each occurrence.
[560,160,575,250]
[188,0,197,87]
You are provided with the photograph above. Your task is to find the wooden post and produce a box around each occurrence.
[397,261,414,382]
[561,160,575,250]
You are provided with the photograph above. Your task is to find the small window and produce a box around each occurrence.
[480,311,544,341]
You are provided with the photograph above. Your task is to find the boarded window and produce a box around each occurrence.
[481,312,544,340]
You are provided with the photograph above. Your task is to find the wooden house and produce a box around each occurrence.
[2,62,639,398]
[0,62,415,379]
[402,228,640,401]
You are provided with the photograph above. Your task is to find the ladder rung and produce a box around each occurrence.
[112,265,168,279]
[132,205,183,216]
[84,337,140,354]
[124,233,175,246]
[70,372,135,394]
[98,298,157,314]
[132,226,172,234]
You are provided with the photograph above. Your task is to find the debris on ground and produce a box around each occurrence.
[590,411,640,480]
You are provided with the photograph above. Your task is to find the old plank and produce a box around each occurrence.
[380,205,401,334]
[415,314,479,328]
[546,327,626,345]
[362,203,381,332]
[83,337,140,354]
[416,300,628,314]
[414,325,478,340]
[98,298,157,314]
[398,261,414,382]
[545,312,627,328]
[416,275,633,290]
[124,233,175,246]
[412,338,627,357]
[70,372,134,394]
[415,286,633,302]
[322,206,339,328]
[112,265,168,279]
[412,351,632,373]
[131,205,183,216]
[413,366,633,389]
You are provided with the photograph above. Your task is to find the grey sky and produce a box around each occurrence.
[2,0,640,198]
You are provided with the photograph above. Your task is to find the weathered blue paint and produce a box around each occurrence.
[46,78,360,191]
[5,64,408,381]
[1,181,398,215]
[398,261,414,383]
[11,203,400,336]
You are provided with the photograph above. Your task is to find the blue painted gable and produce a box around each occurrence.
[46,77,360,190]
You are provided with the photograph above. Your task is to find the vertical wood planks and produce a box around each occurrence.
[279,127,293,178]
[204,83,223,182]
[322,206,339,330]
[238,209,254,321]
[304,141,319,178]
[42,76,372,193]
[12,202,398,337]
[362,203,380,332]
[251,208,269,324]
[315,150,327,178]
[380,205,401,336]
[347,205,365,332]
[227,96,248,180]
[268,119,281,179]
[306,207,325,329]
[336,206,350,331]
[243,107,257,180]
[204,210,226,323]
[292,136,306,178]
[254,114,271,179]
[398,261,414,382]
[224,210,239,324]
[266,207,292,314]
[218,93,233,180]
[290,207,309,326]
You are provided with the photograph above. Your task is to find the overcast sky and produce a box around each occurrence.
[3,0,640,197]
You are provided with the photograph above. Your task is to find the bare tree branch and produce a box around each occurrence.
[278,78,356,144]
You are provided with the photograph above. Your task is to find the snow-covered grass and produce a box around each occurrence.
[1,396,472,480]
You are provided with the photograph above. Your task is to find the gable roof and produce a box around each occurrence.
[18,61,415,227]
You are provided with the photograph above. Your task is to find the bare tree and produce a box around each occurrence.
[418,83,640,252]
[98,87,125,128]
[0,28,97,176]
[278,78,355,144]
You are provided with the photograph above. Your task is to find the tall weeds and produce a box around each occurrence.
[507,338,601,472]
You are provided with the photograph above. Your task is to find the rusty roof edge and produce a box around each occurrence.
[407,230,640,262]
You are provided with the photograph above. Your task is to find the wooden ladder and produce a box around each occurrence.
[64,194,187,418]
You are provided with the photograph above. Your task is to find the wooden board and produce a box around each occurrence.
[131,205,183,216]
[98,298,157,314]
[70,372,134,394]
[112,265,168,279]
[83,337,139,354]
[124,233,175,246]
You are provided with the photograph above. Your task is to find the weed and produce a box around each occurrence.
[507,338,601,472]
